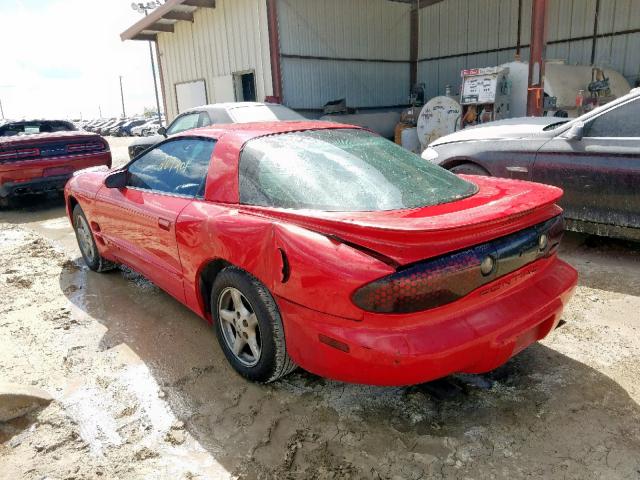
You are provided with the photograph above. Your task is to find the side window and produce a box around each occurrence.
[166,113,200,135]
[198,112,212,128]
[127,138,216,197]
[585,99,640,138]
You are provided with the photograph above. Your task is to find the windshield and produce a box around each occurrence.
[239,129,477,212]
[229,105,305,123]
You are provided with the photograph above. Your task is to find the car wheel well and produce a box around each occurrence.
[443,159,491,176]
[67,195,79,220]
[199,259,233,316]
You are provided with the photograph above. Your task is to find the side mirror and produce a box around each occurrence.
[104,170,128,189]
[563,121,584,141]
[157,126,167,137]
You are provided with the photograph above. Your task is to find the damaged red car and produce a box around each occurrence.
[64,122,577,386]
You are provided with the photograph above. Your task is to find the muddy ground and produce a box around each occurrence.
[1,137,639,479]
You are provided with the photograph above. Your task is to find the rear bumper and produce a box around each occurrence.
[278,256,577,386]
[0,152,111,199]
[0,174,71,198]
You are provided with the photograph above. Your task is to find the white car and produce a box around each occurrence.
[128,102,305,159]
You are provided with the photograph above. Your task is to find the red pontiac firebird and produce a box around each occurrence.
[64,121,577,386]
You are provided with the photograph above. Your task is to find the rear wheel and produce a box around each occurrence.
[212,267,296,383]
[72,205,115,272]
[449,163,490,176]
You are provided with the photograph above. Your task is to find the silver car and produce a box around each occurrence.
[128,102,305,159]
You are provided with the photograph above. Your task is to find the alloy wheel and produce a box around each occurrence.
[75,214,95,261]
[217,287,262,367]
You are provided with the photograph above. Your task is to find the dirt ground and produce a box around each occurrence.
[1,137,639,479]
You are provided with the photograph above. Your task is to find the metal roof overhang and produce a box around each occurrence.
[120,0,215,41]
[121,0,445,42]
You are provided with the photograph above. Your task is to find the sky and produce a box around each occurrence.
[0,0,164,120]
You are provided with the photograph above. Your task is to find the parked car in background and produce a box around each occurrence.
[66,121,576,385]
[98,119,126,136]
[0,120,77,136]
[423,88,640,241]
[113,119,147,137]
[127,102,305,159]
[85,119,114,133]
[1,130,111,207]
[131,119,160,137]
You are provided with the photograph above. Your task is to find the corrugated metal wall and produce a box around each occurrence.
[418,0,640,99]
[277,0,412,109]
[153,0,638,118]
[157,0,273,121]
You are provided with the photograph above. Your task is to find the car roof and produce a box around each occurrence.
[175,120,358,144]
[2,119,74,126]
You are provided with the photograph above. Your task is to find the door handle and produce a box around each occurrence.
[158,218,171,231]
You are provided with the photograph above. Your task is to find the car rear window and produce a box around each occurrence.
[239,128,477,212]
[229,105,305,123]
[0,121,76,136]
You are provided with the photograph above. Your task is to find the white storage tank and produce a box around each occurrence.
[500,60,632,117]
[416,96,462,148]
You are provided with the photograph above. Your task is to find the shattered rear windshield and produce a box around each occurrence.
[239,128,477,212]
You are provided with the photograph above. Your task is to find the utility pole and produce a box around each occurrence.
[0,98,4,119]
[99,105,103,118]
[119,76,126,118]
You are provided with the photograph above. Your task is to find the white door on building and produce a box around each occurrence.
[213,75,235,103]
[175,80,207,113]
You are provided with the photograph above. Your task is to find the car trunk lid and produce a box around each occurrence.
[239,176,564,266]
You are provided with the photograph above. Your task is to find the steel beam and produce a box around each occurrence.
[410,1,419,88]
[162,11,194,21]
[148,23,175,33]
[266,0,283,103]
[182,0,215,7]
[527,0,548,116]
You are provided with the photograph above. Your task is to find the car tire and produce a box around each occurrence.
[72,205,115,273]
[450,163,490,176]
[211,267,297,383]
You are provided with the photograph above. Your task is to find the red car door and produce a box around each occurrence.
[95,137,216,301]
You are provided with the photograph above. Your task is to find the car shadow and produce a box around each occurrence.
[0,193,67,224]
[58,260,640,478]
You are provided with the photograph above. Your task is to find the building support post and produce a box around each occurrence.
[410,0,420,90]
[266,0,283,103]
[590,0,601,65]
[148,39,163,126]
[155,40,169,122]
[527,0,548,116]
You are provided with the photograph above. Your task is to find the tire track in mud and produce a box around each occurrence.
[1,223,639,479]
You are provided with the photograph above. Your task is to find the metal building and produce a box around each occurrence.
[122,0,640,121]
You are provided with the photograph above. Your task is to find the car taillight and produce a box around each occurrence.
[352,215,564,314]
[66,142,105,153]
[0,148,40,162]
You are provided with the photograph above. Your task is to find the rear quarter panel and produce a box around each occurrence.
[175,201,392,321]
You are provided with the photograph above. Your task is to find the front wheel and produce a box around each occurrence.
[211,267,296,383]
[72,205,115,272]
